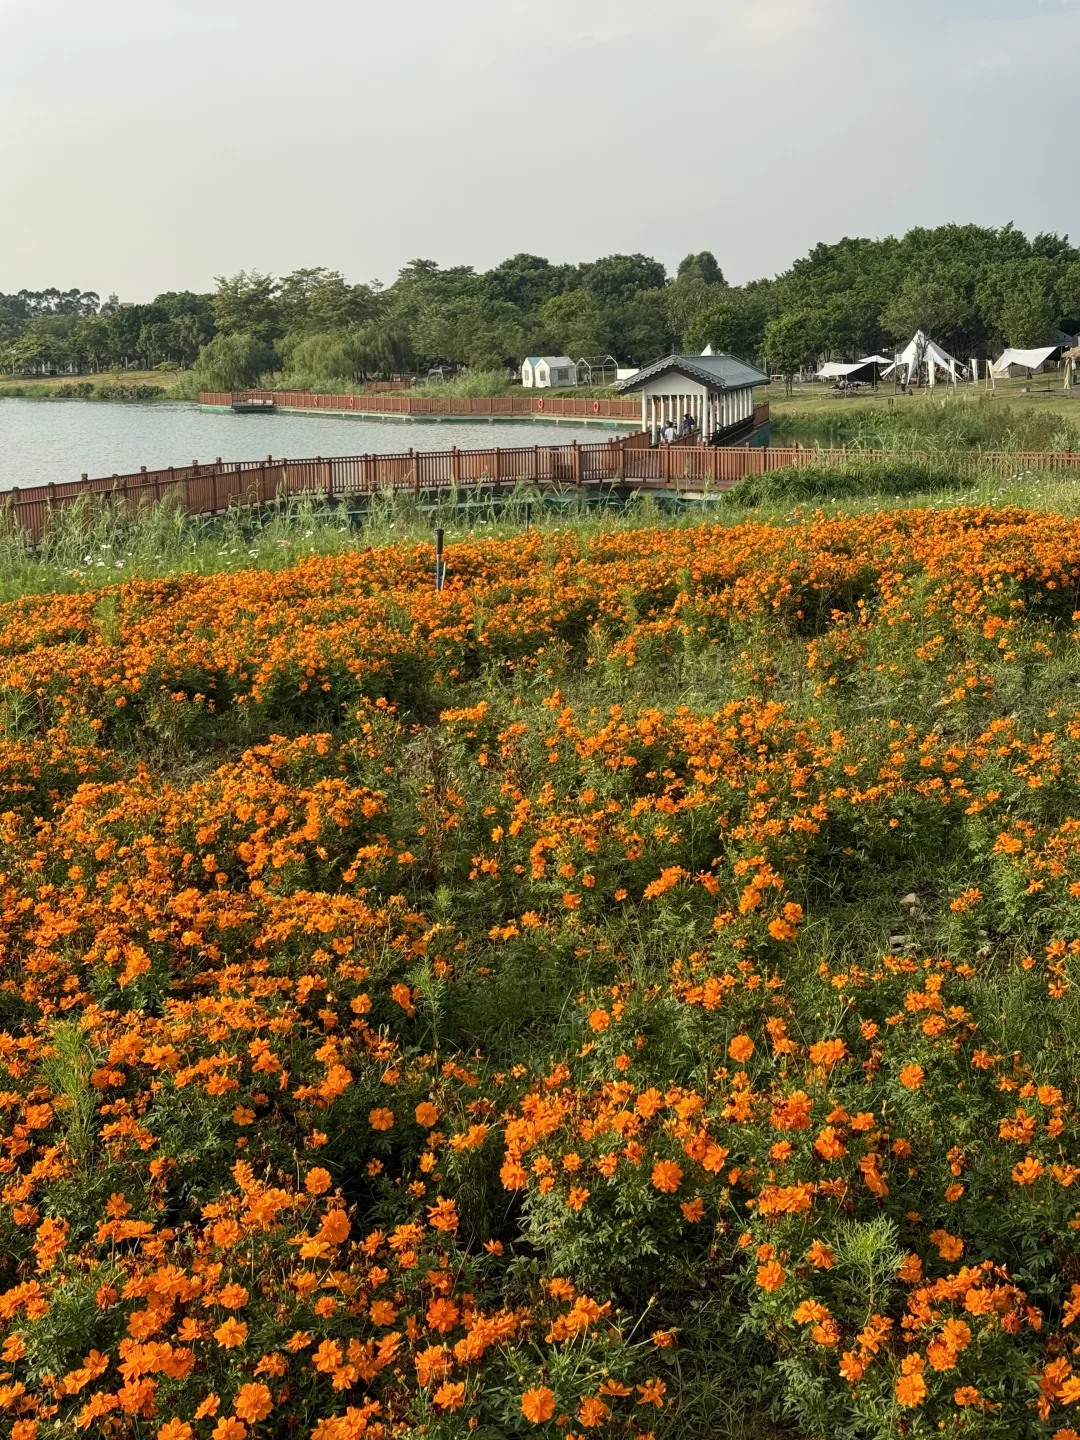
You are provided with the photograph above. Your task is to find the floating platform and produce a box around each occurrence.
[231,398,277,414]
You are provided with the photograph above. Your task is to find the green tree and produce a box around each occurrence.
[1000,283,1057,347]
[277,269,378,335]
[1058,264,1080,334]
[578,254,667,304]
[676,251,725,286]
[879,274,972,351]
[193,333,275,391]
[762,310,821,394]
[684,285,774,359]
[539,292,612,359]
[211,272,282,345]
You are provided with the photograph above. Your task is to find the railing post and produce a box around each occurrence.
[573,440,581,485]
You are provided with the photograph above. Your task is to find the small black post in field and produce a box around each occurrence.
[525,501,532,533]
[435,528,445,592]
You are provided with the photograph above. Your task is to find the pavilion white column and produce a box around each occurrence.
[641,392,647,434]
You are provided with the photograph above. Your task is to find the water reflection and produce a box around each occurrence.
[0,399,631,490]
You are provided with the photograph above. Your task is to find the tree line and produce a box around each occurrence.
[3,224,1079,389]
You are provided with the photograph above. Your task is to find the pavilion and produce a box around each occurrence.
[616,350,769,442]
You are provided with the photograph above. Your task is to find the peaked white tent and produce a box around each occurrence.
[992,346,1060,378]
[883,331,966,386]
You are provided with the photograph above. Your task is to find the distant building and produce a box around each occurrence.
[521,356,577,389]
[616,351,769,442]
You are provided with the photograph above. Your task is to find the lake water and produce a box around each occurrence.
[0,399,632,490]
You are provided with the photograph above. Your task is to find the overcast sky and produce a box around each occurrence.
[2,0,1078,299]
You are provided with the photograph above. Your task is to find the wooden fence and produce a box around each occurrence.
[5,439,1080,544]
[200,389,647,421]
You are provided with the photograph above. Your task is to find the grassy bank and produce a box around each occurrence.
[769,376,1080,449]
[0,369,185,402]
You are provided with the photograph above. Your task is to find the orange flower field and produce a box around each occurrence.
[5,508,1080,1437]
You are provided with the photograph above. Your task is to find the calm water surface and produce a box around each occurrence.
[0,399,631,490]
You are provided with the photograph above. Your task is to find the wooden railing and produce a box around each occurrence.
[5,438,1079,543]
[201,389,648,421]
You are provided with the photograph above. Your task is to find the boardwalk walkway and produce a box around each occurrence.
[6,433,1080,543]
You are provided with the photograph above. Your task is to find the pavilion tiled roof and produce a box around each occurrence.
[616,353,768,392]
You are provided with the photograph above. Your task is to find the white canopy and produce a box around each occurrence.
[883,331,966,382]
[858,354,893,366]
[817,361,873,379]
[992,346,1059,376]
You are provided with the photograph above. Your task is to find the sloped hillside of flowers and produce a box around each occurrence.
[4,511,1080,1439]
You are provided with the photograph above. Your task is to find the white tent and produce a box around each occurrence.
[992,346,1060,377]
[816,360,881,382]
[817,361,868,379]
[883,331,966,386]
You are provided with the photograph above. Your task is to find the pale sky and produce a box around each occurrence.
[2,0,1079,299]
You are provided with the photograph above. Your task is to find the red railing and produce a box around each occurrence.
[201,389,648,421]
[6,436,1076,544]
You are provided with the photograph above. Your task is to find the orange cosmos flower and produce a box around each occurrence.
[304,1167,332,1195]
[521,1387,556,1423]
[899,1064,925,1090]
[578,1396,612,1426]
[1013,1155,1044,1185]
[318,1209,351,1245]
[368,1107,395,1131]
[427,1197,459,1232]
[426,1297,460,1333]
[415,1101,439,1127]
[213,1317,248,1349]
[756,1260,786,1292]
[895,1353,927,1408]
[803,1242,832,1271]
[651,1159,683,1193]
[588,1009,611,1032]
[157,1423,193,1440]
[433,1382,466,1411]
[928,1229,964,1261]
[211,1420,247,1440]
[808,1039,847,1068]
[233,1384,272,1423]
[636,1379,667,1408]
[728,1035,755,1062]
[566,1187,590,1210]
[681,1197,705,1222]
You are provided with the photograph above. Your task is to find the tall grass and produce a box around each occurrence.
[771,395,1080,452]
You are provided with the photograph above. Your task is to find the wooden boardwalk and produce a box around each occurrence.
[199,389,647,423]
[5,434,1080,543]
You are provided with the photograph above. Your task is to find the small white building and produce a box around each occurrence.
[616,351,769,442]
[521,356,577,389]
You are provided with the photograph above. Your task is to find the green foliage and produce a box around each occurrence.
[725,458,967,508]
[192,332,276,391]
[4,225,1077,390]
